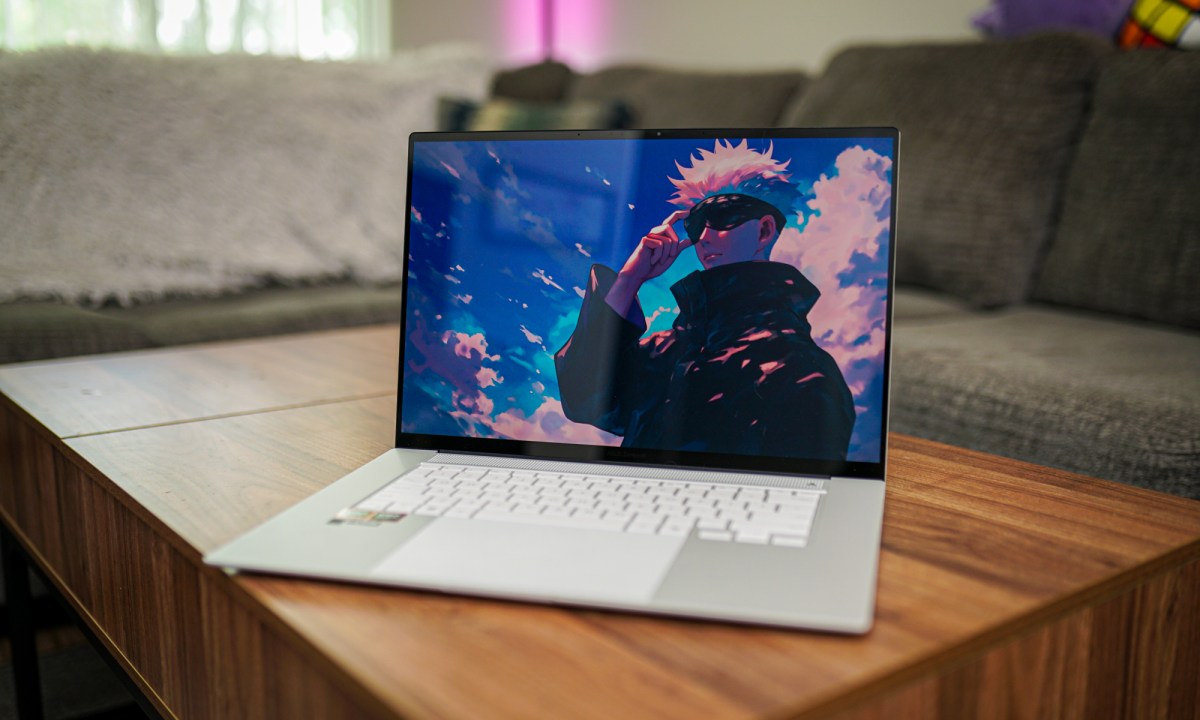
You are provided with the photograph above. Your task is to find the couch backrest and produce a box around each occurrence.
[491,61,808,130]
[0,46,491,307]
[1031,50,1200,329]
[567,66,808,129]
[782,33,1113,309]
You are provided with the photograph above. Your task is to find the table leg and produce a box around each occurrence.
[2,522,45,720]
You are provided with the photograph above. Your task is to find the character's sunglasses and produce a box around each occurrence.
[682,194,786,243]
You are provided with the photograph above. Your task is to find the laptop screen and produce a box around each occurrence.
[397,129,898,479]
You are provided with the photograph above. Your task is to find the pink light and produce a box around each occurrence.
[555,0,609,69]
[502,0,609,69]
[503,0,544,66]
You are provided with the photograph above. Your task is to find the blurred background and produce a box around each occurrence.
[0,0,1009,70]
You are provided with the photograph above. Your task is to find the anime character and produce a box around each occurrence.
[553,140,856,459]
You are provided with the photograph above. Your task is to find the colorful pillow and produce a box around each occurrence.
[1117,0,1200,48]
[437,96,629,132]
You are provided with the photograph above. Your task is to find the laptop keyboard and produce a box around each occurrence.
[336,462,825,547]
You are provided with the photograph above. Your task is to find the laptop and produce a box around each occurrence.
[205,127,899,633]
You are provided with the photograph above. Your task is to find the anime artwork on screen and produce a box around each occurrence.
[402,136,894,463]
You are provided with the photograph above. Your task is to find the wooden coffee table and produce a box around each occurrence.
[1,325,1198,719]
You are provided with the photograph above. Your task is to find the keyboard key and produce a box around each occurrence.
[734,531,770,544]
[602,512,634,527]
[415,499,455,516]
[627,516,663,534]
[384,500,424,514]
[698,530,734,542]
[771,535,808,548]
[660,517,696,536]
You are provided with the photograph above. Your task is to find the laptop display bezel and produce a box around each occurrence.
[395,128,899,480]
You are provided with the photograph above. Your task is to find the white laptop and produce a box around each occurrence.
[206,128,899,633]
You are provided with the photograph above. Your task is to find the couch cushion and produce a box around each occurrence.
[491,61,576,103]
[0,303,155,364]
[889,306,1200,497]
[783,33,1111,309]
[892,286,975,324]
[568,66,808,129]
[1032,51,1200,328]
[437,96,630,131]
[109,285,403,347]
[0,285,403,365]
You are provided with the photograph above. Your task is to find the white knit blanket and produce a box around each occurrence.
[0,45,491,306]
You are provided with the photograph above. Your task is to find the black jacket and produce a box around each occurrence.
[554,261,855,459]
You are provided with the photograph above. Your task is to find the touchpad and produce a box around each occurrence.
[369,518,686,604]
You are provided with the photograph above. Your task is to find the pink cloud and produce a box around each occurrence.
[770,147,892,454]
[476,367,501,388]
[645,305,677,328]
[519,325,544,345]
[408,322,503,431]
[532,268,565,291]
[492,398,621,446]
[408,320,619,446]
[452,331,495,361]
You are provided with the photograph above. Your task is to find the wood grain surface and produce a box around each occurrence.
[2,327,1198,720]
[0,324,398,439]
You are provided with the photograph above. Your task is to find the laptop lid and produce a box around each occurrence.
[398,129,898,481]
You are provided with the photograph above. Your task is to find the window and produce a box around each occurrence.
[0,0,390,59]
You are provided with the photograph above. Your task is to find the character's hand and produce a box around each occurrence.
[616,209,693,284]
[606,209,692,320]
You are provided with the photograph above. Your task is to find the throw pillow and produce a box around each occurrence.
[0,45,492,306]
[490,60,575,102]
[1117,0,1200,48]
[973,0,1131,38]
[437,96,630,131]
[782,33,1111,308]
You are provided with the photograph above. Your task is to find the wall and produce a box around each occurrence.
[391,0,985,72]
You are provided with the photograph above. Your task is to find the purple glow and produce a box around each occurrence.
[503,0,609,69]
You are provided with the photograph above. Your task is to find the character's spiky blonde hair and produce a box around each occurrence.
[668,139,803,223]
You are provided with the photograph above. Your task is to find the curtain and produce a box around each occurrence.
[0,0,390,59]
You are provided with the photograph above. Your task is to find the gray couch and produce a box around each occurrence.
[2,34,1196,497]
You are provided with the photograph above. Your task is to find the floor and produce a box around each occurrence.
[1,576,145,720]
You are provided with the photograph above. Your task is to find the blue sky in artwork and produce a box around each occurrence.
[401,135,894,462]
